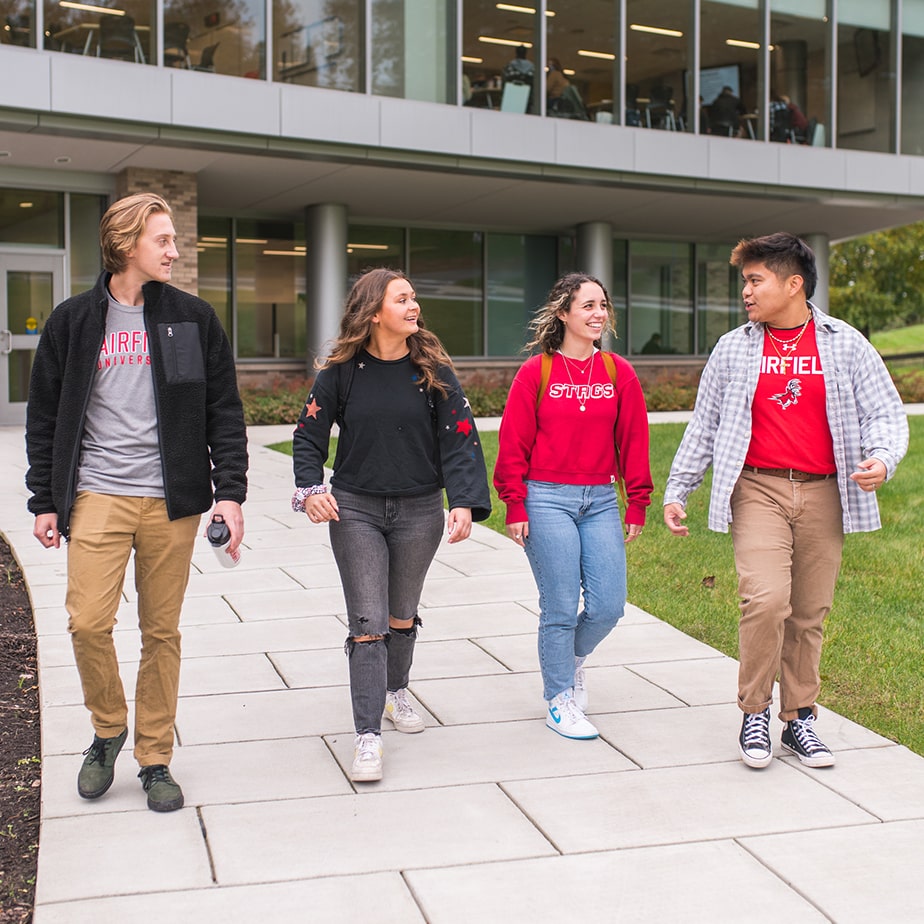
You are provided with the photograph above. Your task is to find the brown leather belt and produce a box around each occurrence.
[744,466,834,482]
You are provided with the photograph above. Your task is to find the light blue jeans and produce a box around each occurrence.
[524,481,627,701]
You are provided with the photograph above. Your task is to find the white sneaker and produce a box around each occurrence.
[546,689,598,739]
[383,688,425,734]
[351,733,383,782]
[573,658,588,712]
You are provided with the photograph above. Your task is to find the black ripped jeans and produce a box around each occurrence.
[329,486,444,734]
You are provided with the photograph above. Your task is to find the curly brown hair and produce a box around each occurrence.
[320,267,453,396]
[525,272,617,355]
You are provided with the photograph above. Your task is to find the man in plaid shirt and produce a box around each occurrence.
[664,232,908,770]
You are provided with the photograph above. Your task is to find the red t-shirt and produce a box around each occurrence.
[746,320,835,473]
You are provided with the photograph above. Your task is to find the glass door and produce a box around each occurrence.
[0,253,65,425]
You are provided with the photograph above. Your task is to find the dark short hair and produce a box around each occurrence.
[730,232,817,299]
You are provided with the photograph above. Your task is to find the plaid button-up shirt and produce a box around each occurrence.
[664,305,909,534]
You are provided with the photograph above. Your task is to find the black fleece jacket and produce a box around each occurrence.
[25,272,248,537]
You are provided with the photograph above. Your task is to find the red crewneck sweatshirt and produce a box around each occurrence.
[494,351,653,525]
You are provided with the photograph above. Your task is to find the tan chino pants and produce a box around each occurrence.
[66,492,199,766]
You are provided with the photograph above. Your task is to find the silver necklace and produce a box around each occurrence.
[765,314,811,353]
[558,349,595,411]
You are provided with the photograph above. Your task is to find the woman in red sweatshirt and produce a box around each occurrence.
[494,273,653,739]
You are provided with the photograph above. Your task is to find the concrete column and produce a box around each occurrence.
[306,203,348,367]
[575,221,613,293]
[802,232,829,311]
[115,168,198,294]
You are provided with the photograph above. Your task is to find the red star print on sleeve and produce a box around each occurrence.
[455,418,473,437]
[304,398,321,419]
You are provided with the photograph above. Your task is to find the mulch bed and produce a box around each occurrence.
[0,538,40,923]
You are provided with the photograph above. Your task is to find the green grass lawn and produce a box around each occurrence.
[272,415,924,755]
[872,322,924,356]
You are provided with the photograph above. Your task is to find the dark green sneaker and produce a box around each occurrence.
[138,764,184,812]
[77,728,128,799]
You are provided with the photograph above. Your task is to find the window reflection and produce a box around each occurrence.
[409,229,483,356]
[234,221,305,359]
[197,218,232,338]
[165,0,264,76]
[770,0,828,147]
[44,0,153,63]
[2,0,34,46]
[546,0,603,122]
[347,225,405,279]
[462,0,540,114]
[371,0,453,102]
[701,0,760,138]
[629,242,692,355]
[837,1,893,153]
[0,189,63,246]
[626,0,690,132]
[901,0,924,155]
[697,243,740,354]
[274,0,360,88]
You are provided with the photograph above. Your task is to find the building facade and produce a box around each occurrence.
[1,0,923,421]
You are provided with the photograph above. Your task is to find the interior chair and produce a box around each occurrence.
[645,85,676,130]
[625,83,642,126]
[500,81,531,114]
[97,14,145,63]
[163,21,190,68]
[193,42,219,72]
[770,105,795,143]
[708,95,740,136]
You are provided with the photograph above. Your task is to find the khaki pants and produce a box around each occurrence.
[66,493,199,766]
[730,471,844,722]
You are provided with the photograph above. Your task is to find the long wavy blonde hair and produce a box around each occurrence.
[319,267,453,395]
[525,272,617,355]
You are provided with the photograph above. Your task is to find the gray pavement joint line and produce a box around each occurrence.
[733,834,837,922]
[397,868,434,924]
[595,730,645,771]
[264,651,294,689]
[495,781,567,856]
[466,635,523,673]
[195,805,219,885]
[621,663,703,708]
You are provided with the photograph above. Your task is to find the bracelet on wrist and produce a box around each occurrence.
[291,484,328,513]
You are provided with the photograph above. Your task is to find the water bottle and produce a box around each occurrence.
[206,514,241,568]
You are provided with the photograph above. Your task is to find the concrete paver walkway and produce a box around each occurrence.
[2,421,922,923]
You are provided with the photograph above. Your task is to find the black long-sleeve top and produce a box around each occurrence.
[292,350,491,521]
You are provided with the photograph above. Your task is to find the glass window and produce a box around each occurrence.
[837,0,893,152]
[409,229,483,356]
[2,0,34,46]
[701,0,760,139]
[45,0,154,64]
[159,0,263,76]
[234,220,305,359]
[273,0,360,88]
[546,0,608,123]
[197,217,232,337]
[629,241,692,355]
[770,0,828,146]
[626,0,691,132]
[697,243,740,354]
[0,189,62,246]
[901,0,924,155]
[485,232,556,356]
[371,0,453,102]
[69,193,104,294]
[347,225,405,280]
[462,0,540,114]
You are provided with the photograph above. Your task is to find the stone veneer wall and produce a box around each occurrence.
[115,169,198,295]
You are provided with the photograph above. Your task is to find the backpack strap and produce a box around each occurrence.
[536,352,554,408]
[335,358,356,426]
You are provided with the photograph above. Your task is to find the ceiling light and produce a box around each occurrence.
[235,238,269,244]
[578,49,616,60]
[461,55,483,63]
[59,2,126,16]
[54,155,71,164]
[200,236,227,243]
[495,3,555,14]
[347,243,390,251]
[478,36,533,47]
[20,202,34,208]
[629,24,683,37]
[263,249,305,256]
[563,68,575,76]
[726,38,760,49]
